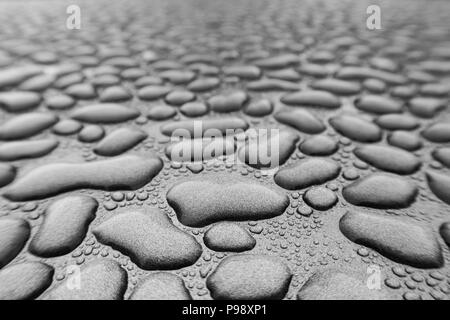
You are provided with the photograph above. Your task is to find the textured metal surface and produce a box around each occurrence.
[0,0,450,300]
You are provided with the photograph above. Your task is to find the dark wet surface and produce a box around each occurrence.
[0,0,449,300]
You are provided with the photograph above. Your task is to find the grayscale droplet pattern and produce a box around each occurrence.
[0,0,449,300]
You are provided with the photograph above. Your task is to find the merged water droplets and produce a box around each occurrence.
[343,174,418,209]
[0,0,449,300]
[3,155,163,201]
[0,91,42,112]
[0,113,58,140]
[71,104,140,124]
[275,109,325,134]
[329,115,382,142]
[167,176,289,227]
[0,139,58,161]
[129,273,192,300]
[353,145,421,175]
[275,158,341,190]
[0,218,30,268]
[0,262,54,300]
[340,211,443,268]
[203,222,256,252]
[297,268,393,300]
[93,128,147,157]
[280,90,341,109]
[93,210,202,270]
[206,254,292,300]
[29,196,98,257]
[41,259,128,300]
